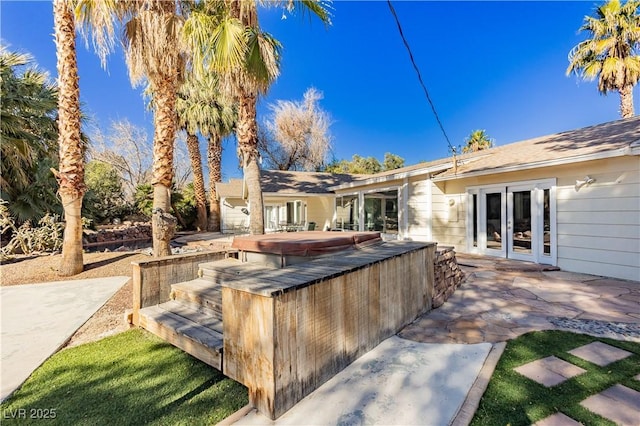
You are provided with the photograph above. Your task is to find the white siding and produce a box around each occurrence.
[554,157,640,281]
[220,197,249,233]
[430,183,467,249]
[406,177,431,240]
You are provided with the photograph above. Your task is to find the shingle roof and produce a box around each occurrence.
[260,170,365,194]
[434,116,640,180]
[216,117,640,196]
[216,179,244,199]
[215,170,366,198]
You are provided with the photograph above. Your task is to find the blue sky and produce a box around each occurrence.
[2,1,637,181]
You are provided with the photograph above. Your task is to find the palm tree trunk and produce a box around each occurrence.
[151,75,178,257]
[54,0,85,276]
[207,133,222,232]
[236,93,264,235]
[186,132,207,231]
[620,84,635,118]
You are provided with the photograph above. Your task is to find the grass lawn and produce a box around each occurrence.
[0,329,247,425]
[471,330,640,426]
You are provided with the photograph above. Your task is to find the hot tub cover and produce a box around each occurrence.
[232,231,382,257]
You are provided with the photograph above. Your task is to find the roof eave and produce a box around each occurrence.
[432,146,636,182]
[329,163,454,191]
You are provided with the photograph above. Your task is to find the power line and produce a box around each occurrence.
[386,0,455,153]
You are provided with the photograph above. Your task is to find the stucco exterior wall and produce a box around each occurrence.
[305,196,335,231]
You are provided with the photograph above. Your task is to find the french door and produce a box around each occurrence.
[467,180,555,265]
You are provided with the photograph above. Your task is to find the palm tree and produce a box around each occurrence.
[0,48,60,221]
[76,0,187,256]
[463,129,493,153]
[567,0,640,118]
[183,0,331,234]
[53,0,85,275]
[176,73,236,232]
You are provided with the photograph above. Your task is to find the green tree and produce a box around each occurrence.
[83,160,126,224]
[567,0,640,118]
[183,0,331,234]
[76,0,187,256]
[325,153,405,174]
[462,129,493,153]
[0,48,60,222]
[54,0,85,276]
[176,71,236,232]
[382,152,405,170]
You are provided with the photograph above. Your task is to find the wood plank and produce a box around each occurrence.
[330,275,346,372]
[367,263,381,350]
[273,291,299,418]
[312,280,334,386]
[138,305,222,370]
[170,285,223,319]
[378,259,391,338]
[222,288,276,418]
[295,285,315,398]
[157,300,223,334]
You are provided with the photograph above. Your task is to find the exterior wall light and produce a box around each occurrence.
[575,176,595,191]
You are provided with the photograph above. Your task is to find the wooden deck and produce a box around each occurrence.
[133,241,436,420]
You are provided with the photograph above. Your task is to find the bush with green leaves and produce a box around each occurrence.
[83,160,131,224]
[133,183,197,231]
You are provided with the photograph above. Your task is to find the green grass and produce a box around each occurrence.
[0,329,248,425]
[471,330,640,426]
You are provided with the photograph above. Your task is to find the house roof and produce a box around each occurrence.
[216,117,640,196]
[216,179,244,199]
[216,170,365,199]
[433,116,640,181]
[261,170,364,195]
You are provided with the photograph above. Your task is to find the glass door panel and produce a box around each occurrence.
[510,190,533,255]
[485,192,504,252]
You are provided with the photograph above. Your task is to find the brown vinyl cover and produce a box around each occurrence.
[231,231,382,257]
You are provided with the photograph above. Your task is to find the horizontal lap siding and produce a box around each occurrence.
[221,198,249,233]
[407,179,430,239]
[555,157,640,281]
[431,183,466,249]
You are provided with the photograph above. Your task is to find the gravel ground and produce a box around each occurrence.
[0,251,149,347]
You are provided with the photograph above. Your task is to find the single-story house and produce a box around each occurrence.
[216,170,361,233]
[218,117,640,281]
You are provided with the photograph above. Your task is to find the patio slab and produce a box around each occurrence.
[568,341,632,366]
[534,412,583,426]
[514,356,586,387]
[580,385,640,425]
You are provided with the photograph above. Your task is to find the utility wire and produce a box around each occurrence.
[387,0,455,153]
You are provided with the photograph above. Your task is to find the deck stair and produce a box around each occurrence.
[136,257,277,371]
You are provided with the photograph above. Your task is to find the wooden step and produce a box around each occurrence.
[199,258,277,282]
[159,300,223,334]
[170,280,222,321]
[138,303,223,370]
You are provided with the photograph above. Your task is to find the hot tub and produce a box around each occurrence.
[231,231,382,267]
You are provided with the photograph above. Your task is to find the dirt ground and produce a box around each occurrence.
[0,251,149,347]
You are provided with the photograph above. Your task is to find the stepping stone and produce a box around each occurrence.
[580,385,640,426]
[568,341,632,367]
[534,412,583,426]
[514,356,586,387]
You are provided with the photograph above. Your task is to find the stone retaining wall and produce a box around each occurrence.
[83,222,152,246]
[433,246,465,308]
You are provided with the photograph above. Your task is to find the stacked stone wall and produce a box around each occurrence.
[433,246,465,308]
